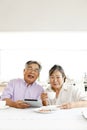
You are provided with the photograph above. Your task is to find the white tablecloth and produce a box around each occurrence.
[0,106,87,130]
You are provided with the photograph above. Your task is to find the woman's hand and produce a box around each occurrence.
[60,103,73,109]
[60,101,87,109]
[41,92,49,106]
[60,102,78,109]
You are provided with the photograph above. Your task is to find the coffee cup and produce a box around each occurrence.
[47,91,56,99]
[0,101,6,108]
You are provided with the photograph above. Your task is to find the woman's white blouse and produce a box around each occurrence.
[46,80,87,105]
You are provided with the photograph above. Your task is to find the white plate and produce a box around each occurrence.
[34,105,60,114]
[34,108,52,114]
[0,105,9,110]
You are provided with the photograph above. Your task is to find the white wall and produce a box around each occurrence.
[0,0,87,31]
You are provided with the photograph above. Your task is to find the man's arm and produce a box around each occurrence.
[3,98,30,109]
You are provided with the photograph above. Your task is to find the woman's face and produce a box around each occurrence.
[49,70,65,91]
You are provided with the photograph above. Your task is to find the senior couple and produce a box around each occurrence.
[1,60,87,109]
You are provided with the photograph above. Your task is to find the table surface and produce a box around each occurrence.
[0,106,87,130]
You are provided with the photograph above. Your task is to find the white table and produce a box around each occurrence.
[0,106,87,130]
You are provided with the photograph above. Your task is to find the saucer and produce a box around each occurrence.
[34,108,52,114]
[0,105,9,110]
[34,105,60,114]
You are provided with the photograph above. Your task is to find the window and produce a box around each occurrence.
[0,32,87,84]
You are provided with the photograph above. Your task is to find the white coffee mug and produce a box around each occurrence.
[47,91,56,100]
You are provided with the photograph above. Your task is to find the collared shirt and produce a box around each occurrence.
[46,80,87,105]
[1,78,44,101]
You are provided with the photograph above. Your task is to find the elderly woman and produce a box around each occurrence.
[41,65,87,109]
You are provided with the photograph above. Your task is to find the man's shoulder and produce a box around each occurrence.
[33,82,44,90]
[34,82,43,87]
[9,78,24,83]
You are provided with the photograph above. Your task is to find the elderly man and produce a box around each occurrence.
[1,60,44,108]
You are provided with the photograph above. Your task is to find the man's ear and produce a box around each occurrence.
[37,76,40,81]
[23,69,25,73]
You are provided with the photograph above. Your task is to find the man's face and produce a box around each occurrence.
[24,63,40,85]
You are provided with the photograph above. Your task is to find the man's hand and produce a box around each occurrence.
[15,100,30,109]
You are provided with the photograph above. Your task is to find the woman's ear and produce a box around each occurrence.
[64,76,66,82]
